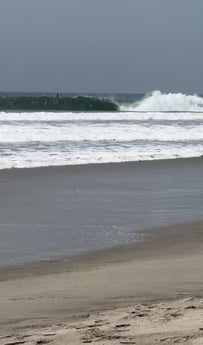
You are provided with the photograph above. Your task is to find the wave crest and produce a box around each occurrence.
[120,91,203,112]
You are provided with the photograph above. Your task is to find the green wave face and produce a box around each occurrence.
[0,96,118,112]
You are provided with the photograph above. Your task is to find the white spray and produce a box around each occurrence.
[120,90,203,112]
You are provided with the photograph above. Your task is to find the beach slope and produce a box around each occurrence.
[0,222,202,344]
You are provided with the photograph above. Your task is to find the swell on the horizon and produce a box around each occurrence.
[120,91,203,112]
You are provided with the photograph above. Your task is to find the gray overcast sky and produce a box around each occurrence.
[0,0,203,93]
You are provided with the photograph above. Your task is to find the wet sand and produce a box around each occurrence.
[0,157,203,266]
[0,222,202,344]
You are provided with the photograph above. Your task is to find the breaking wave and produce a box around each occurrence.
[1,91,203,113]
[120,91,203,112]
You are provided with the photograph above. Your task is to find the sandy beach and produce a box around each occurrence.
[0,221,202,344]
[0,159,202,344]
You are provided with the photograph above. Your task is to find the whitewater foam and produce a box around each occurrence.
[1,122,203,143]
[120,91,203,112]
[0,93,203,169]
[1,110,203,122]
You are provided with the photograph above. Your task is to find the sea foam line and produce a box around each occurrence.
[1,111,203,122]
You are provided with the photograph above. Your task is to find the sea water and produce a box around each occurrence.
[0,91,203,169]
[0,91,203,266]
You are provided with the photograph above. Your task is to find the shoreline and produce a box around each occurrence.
[0,221,202,324]
[0,219,202,279]
[0,221,202,344]
[0,155,202,342]
[0,155,202,173]
[0,156,203,267]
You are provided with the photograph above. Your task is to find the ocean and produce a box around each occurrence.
[0,91,203,267]
[1,90,203,170]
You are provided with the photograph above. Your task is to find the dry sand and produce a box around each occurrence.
[0,222,202,344]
